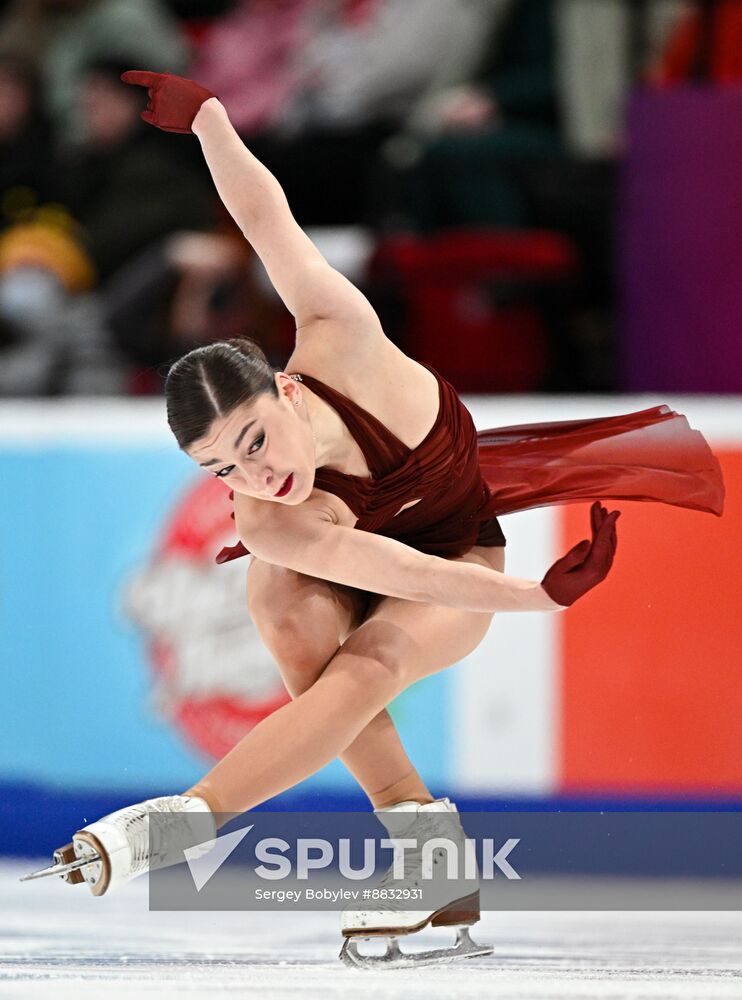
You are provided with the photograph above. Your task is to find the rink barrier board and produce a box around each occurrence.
[3,778,742,867]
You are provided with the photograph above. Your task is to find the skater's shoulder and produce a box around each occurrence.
[233,489,342,559]
[286,334,443,458]
[285,318,406,392]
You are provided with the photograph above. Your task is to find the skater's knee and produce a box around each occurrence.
[339,619,415,694]
[260,611,334,673]
[247,576,337,689]
[247,559,365,674]
[249,567,311,637]
[247,559,300,625]
[248,559,358,639]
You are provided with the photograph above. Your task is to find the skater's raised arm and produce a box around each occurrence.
[241,501,619,614]
[122,71,382,334]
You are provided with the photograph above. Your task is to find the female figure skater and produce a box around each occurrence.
[25,73,724,968]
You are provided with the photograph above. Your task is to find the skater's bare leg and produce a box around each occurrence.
[184,546,504,820]
[241,557,433,810]
[184,558,434,818]
[342,712,433,808]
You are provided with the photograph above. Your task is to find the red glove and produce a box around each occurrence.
[121,70,216,134]
[541,501,620,607]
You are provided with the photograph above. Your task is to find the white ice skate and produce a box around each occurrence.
[20,794,215,895]
[339,797,493,969]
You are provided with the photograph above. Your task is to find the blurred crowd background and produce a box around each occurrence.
[0,0,738,397]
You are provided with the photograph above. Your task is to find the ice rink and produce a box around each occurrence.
[2,860,741,999]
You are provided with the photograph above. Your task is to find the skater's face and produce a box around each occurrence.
[186,373,315,503]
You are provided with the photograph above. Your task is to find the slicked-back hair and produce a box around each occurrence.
[165,338,278,450]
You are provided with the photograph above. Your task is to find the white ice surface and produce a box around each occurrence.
[2,860,741,999]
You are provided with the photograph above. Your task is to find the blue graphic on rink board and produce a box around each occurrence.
[0,441,449,814]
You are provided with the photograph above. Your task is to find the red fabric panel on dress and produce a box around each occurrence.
[476,405,724,519]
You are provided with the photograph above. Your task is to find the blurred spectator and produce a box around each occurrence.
[0,0,188,143]
[0,54,54,214]
[190,0,313,137]
[555,0,686,158]
[0,58,215,395]
[191,0,505,225]
[376,0,560,232]
[57,58,214,282]
[521,0,687,391]
[0,52,58,354]
[287,0,506,134]
[102,228,270,393]
[193,0,503,137]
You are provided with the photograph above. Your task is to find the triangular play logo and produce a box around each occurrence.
[183,824,253,892]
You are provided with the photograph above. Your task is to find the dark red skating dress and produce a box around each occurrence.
[215,361,724,565]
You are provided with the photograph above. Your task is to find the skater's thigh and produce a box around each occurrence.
[340,545,506,686]
[246,554,372,648]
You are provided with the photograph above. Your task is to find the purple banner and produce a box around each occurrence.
[619,87,742,392]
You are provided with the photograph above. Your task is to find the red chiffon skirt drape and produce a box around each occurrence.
[475,404,725,519]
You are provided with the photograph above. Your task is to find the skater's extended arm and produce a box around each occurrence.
[121,71,383,334]
[240,501,619,613]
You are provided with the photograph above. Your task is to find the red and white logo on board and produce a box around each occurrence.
[122,477,288,761]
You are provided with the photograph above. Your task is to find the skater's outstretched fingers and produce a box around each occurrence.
[590,500,609,539]
[581,512,620,593]
[120,69,160,88]
[589,501,619,561]
[587,510,619,568]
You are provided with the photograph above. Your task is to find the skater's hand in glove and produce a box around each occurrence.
[121,71,217,133]
[540,501,620,608]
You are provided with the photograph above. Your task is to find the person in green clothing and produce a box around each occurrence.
[380,0,560,231]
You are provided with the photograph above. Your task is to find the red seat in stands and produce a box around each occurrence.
[369,229,577,393]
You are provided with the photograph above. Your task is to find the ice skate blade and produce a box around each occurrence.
[20,852,101,882]
[339,925,493,970]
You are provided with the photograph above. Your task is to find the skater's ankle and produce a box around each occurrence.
[368,770,435,810]
[372,792,436,810]
[183,784,230,826]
